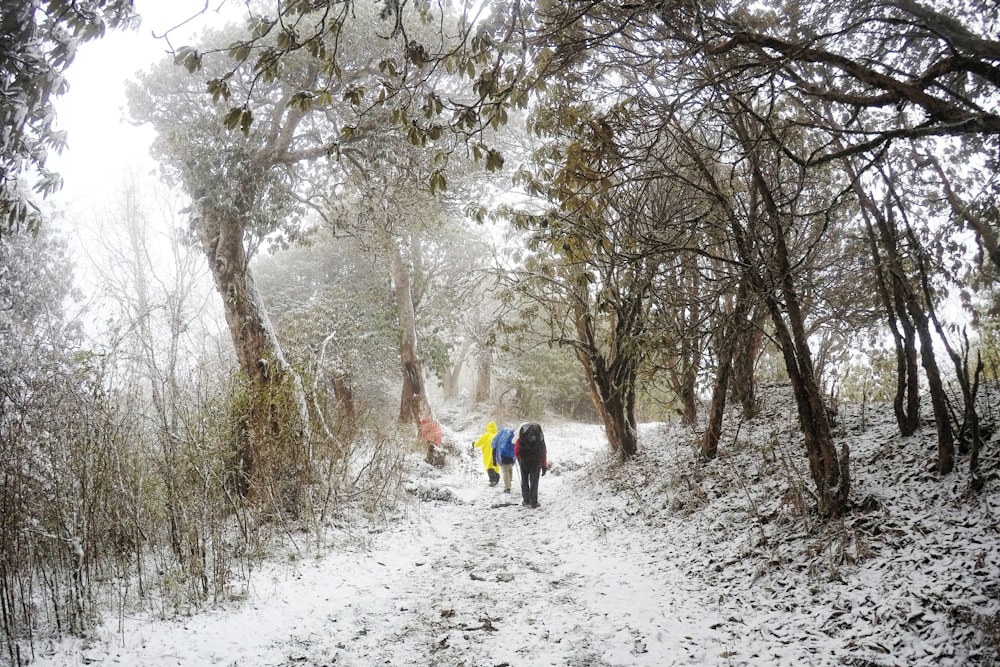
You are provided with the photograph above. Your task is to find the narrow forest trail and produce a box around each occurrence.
[236,423,738,667]
[361,464,732,667]
[41,426,737,667]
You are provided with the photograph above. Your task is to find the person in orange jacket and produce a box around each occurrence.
[419,416,443,465]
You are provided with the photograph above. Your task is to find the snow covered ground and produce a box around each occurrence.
[28,391,1000,666]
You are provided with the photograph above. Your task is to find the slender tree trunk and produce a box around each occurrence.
[702,346,733,460]
[854,170,954,473]
[902,194,959,473]
[851,168,922,437]
[730,308,763,420]
[668,356,697,426]
[474,347,491,403]
[663,254,702,426]
[911,310,955,473]
[931,157,1000,272]
[769,234,846,514]
[891,280,922,437]
[120,182,186,562]
[443,338,473,401]
[682,107,847,509]
[391,241,430,424]
[123,190,168,433]
[925,293,981,462]
[883,238,954,473]
[674,126,760,422]
[679,255,702,426]
[673,326,699,426]
[703,280,752,459]
[736,119,847,516]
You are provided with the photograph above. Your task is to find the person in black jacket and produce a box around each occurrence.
[514,422,547,508]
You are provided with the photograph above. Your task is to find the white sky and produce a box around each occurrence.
[44,1,242,344]
[49,0,241,211]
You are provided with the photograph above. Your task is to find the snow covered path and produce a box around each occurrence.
[34,411,1000,666]
[366,469,726,667]
[38,424,734,667]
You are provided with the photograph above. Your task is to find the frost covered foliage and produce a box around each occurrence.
[0,231,409,665]
[0,231,95,662]
[0,0,137,231]
[253,236,401,421]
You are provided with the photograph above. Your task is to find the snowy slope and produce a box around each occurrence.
[594,390,1000,666]
[27,393,1000,666]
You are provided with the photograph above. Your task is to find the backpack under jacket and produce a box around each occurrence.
[517,422,546,469]
[493,427,516,462]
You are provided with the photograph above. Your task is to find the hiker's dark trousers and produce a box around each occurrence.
[519,462,540,506]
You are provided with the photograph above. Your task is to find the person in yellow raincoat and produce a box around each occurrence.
[473,421,500,486]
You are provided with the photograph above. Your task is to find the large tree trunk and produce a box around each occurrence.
[198,212,287,386]
[391,241,430,424]
[603,372,638,459]
[573,299,640,459]
[196,209,308,503]
[578,347,640,459]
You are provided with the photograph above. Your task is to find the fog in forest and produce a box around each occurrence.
[2,1,1000,665]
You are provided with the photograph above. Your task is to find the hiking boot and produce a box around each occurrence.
[531,502,539,508]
